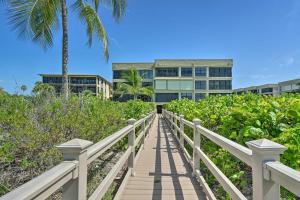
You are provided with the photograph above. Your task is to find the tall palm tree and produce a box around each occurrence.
[116,68,153,101]
[7,0,126,99]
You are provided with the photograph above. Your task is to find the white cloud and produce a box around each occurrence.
[279,56,295,67]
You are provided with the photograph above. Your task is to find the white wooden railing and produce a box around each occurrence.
[1,112,156,200]
[162,109,300,200]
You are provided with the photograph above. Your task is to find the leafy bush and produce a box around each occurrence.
[166,94,300,199]
[0,92,154,196]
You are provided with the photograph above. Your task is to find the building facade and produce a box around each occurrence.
[40,74,112,99]
[112,59,233,104]
[234,78,300,95]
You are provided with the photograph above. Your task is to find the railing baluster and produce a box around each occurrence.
[193,119,201,175]
[127,118,136,176]
[57,139,93,200]
[141,114,146,149]
[246,139,287,200]
[179,114,184,148]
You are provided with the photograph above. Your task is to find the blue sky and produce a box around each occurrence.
[0,0,300,93]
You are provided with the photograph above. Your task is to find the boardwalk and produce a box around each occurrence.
[121,115,207,200]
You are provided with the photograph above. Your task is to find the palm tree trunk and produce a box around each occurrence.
[61,0,69,99]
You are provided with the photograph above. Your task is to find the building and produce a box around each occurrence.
[40,74,112,99]
[234,78,300,95]
[112,59,233,104]
[234,84,279,95]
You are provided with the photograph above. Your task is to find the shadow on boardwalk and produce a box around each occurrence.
[121,114,206,200]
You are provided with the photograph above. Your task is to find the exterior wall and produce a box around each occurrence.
[112,59,233,104]
[40,74,112,99]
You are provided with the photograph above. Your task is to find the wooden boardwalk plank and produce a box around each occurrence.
[120,114,207,200]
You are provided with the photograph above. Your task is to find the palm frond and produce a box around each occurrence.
[7,0,60,49]
[101,0,126,21]
[75,0,109,60]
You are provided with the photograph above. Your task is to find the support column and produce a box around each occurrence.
[193,119,201,175]
[247,139,287,200]
[57,139,93,200]
[128,118,136,176]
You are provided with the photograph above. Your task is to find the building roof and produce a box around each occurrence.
[278,78,300,85]
[39,74,112,85]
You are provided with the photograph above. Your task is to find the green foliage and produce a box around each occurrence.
[115,68,154,100]
[0,93,153,196]
[166,93,300,199]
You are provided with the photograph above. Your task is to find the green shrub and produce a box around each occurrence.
[0,93,154,196]
[166,93,300,199]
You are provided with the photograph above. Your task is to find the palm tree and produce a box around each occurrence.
[32,81,55,96]
[116,68,153,101]
[20,85,27,93]
[7,0,127,99]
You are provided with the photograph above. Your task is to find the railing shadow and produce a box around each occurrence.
[150,115,204,199]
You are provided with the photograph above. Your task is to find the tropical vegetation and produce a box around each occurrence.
[0,89,154,197]
[5,0,127,98]
[115,68,153,100]
[166,93,300,199]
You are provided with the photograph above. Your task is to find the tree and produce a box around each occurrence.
[20,85,27,93]
[32,81,55,96]
[116,68,153,101]
[7,0,127,99]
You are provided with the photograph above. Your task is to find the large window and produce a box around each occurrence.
[43,76,62,84]
[70,77,96,84]
[113,70,129,79]
[195,93,206,100]
[261,88,273,93]
[195,67,206,77]
[155,80,167,89]
[138,70,153,79]
[195,80,206,90]
[155,93,178,102]
[180,80,193,90]
[168,80,180,90]
[181,92,193,100]
[155,68,178,77]
[181,68,193,77]
[209,67,232,77]
[209,80,232,90]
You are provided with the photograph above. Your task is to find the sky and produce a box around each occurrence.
[0,0,300,94]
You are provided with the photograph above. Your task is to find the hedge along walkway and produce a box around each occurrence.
[120,114,207,200]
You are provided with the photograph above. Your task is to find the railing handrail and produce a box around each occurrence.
[265,161,300,197]
[163,109,300,200]
[1,111,156,200]
[1,161,77,200]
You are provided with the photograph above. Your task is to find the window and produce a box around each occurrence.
[209,67,232,77]
[209,80,232,90]
[261,88,273,93]
[181,93,193,100]
[138,70,153,79]
[113,70,129,79]
[195,80,206,90]
[156,68,178,77]
[168,80,180,90]
[43,76,62,84]
[155,93,179,102]
[209,93,231,96]
[113,94,134,102]
[180,80,193,90]
[70,77,96,84]
[249,89,258,94]
[195,93,206,100]
[142,82,153,87]
[155,80,167,90]
[181,68,193,77]
[195,67,206,77]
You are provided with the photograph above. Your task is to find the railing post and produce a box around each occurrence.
[179,115,184,148]
[246,139,287,200]
[193,119,201,175]
[171,112,175,133]
[127,118,136,176]
[141,114,146,149]
[57,138,93,200]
